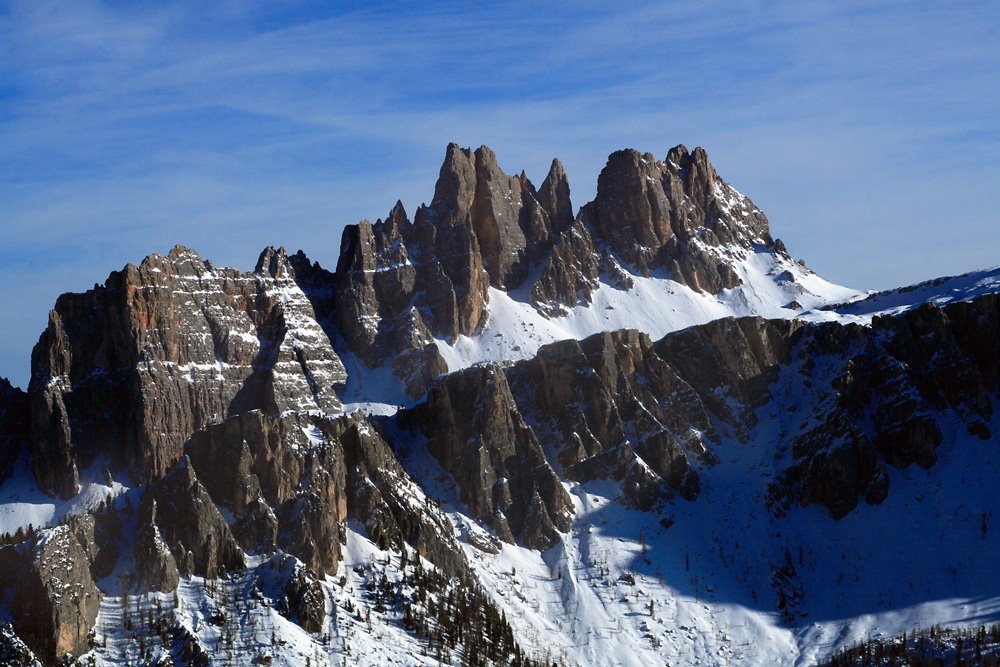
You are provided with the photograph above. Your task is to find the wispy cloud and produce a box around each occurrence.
[1,0,998,385]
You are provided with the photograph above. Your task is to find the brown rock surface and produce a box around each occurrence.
[1,517,102,663]
[29,246,346,499]
[186,410,347,575]
[402,364,573,549]
[506,329,712,509]
[142,456,245,579]
[0,378,28,485]
[586,145,772,284]
[339,415,468,576]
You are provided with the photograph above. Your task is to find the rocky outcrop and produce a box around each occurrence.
[297,144,579,397]
[263,553,326,633]
[0,378,28,485]
[655,317,799,433]
[586,146,771,284]
[506,330,713,509]
[1,517,101,663]
[480,299,998,520]
[402,364,573,549]
[423,144,571,292]
[28,245,346,499]
[751,297,998,518]
[0,622,41,667]
[185,410,348,575]
[340,415,468,576]
[775,408,890,520]
[133,506,181,593]
[23,142,806,504]
[529,222,601,316]
[530,145,780,313]
[186,408,469,577]
[536,158,575,239]
[392,343,449,400]
[141,456,245,579]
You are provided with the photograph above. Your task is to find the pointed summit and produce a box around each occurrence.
[581,144,771,289]
[538,157,573,235]
[255,245,293,279]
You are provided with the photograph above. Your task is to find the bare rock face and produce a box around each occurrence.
[0,378,28,485]
[133,505,181,594]
[252,246,346,415]
[28,246,346,499]
[1,517,102,663]
[339,415,468,576]
[0,622,41,667]
[421,144,575,296]
[530,145,776,314]
[655,316,798,433]
[392,343,449,400]
[465,145,530,288]
[656,297,996,519]
[264,553,326,633]
[184,408,471,576]
[506,330,712,509]
[775,408,889,520]
[537,158,575,238]
[529,221,601,316]
[312,144,577,395]
[331,207,421,362]
[586,146,772,284]
[402,364,573,550]
[185,410,348,575]
[142,456,245,579]
[420,144,572,292]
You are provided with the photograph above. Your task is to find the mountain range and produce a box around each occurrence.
[1,143,998,666]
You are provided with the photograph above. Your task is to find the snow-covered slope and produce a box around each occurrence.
[399,345,1000,667]
[343,247,860,410]
[0,448,125,537]
[819,265,1000,320]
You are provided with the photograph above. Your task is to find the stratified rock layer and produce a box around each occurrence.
[29,245,346,498]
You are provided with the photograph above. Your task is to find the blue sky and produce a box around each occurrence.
[1,1,998,387]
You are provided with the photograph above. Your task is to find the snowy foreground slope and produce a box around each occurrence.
[1,142,998,667]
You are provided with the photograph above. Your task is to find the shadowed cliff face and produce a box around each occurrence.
[0,379,28,486]
[395,294,1000,524]
[400,363,574,550]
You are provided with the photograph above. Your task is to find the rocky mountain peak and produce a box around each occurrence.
[165,243,203,262]
[327,144,580,391]
[255,245,295,279]
[428,143,477,224]
[28,244,346,498]
[583,144,770,284]
[537,157,574,234]
[383,199,412,240]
